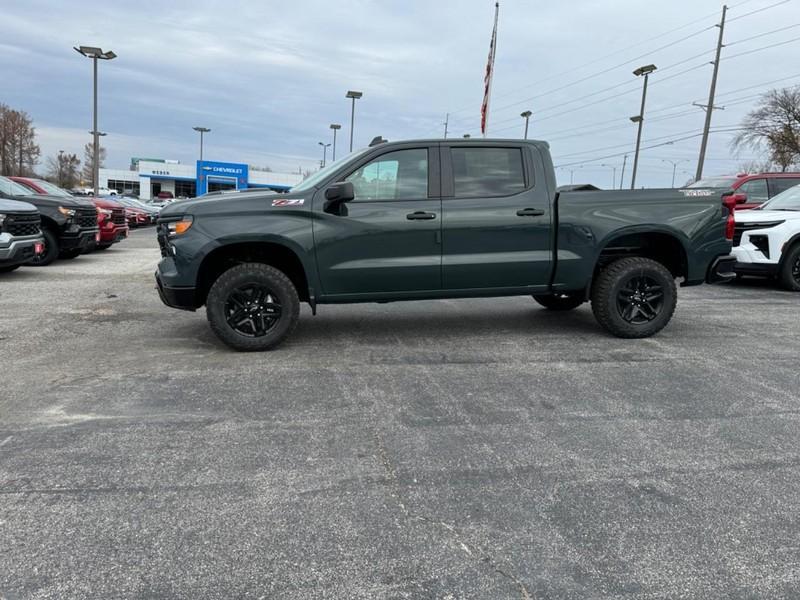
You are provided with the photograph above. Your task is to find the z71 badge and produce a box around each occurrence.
[272,198,305,207]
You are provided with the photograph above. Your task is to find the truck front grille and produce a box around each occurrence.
[76,208,99,228]
[112,208,126,225]
[3,212,41,237]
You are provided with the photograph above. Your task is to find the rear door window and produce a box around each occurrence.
[737,178,769,203]
[450,147,527,198]
[769,177,800,196]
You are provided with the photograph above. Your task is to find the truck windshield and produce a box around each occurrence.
[759,184,800,211]
[30,179,73,197]
[687,176,738,189]
[0,176,35,197]
[290,147,371,193]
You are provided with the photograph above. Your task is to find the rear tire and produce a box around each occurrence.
[532,293,585,311]
[591,257,677,338]
[206,263,300,351]
[778,243,800,291]
[29,228,59,267]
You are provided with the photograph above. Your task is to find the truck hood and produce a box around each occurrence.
[736,208,800,222]
[160,191,308,217]
[0,198,39,213]
[15,194,96,210]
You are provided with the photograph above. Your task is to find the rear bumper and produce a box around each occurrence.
[706,255,737,284]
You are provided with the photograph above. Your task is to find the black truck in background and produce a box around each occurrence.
[0,198,44,272]
[0,175,98,266]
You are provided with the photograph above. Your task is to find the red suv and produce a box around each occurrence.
[688,172,800,210]
[10,177,129,250]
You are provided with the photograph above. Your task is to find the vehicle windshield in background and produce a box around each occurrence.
[30,179,73,197]
[0,175,36,196]
[759,184,800,211]
[687,176,738,189]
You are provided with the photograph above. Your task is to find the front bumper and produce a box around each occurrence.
[706,255,737,284]
[733,261,779,277]
[98,222,129,244]
[60,226,100,252]
[0,233,44,266]
[155,270,197,311]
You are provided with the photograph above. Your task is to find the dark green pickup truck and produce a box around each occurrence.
[156,139,735,351]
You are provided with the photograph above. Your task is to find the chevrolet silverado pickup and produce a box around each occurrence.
[0,198,44,272]
[0,175,99,265]
[156,139,736,351]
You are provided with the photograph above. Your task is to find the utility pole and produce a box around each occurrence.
[620,154,628,190]
[695,4,727,181]
[443,113,449,139]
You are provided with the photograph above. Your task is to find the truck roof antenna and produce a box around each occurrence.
[369,136,387,147]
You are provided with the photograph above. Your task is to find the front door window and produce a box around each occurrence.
[345,149,429,201]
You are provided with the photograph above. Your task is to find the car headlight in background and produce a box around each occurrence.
[166,216,193,236]
[58,206,76,218]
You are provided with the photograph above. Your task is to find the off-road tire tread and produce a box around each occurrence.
[778,243,800,292]
[591,256,677,338]
[206,263,300,352]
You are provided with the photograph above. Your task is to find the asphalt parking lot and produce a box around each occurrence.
[1,229,799,599]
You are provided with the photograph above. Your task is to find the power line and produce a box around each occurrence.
[726,23,800,46]
[723,34,800,60]
[728,0,793,22]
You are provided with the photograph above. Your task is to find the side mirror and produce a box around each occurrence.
[324,181,354,213]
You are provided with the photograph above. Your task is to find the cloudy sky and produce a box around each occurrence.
[3,0,798,186]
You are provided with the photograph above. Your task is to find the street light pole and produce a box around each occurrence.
[329,124,341,161]
[193,127,211,161]
[520,110,532,139]
[318,142,331,167]
[345,90,363,153]
[630,64,657,190]
[662,158,688,188]
[601,163,617,189]
[74,46,116,194]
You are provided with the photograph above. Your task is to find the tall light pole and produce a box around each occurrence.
[193,127,211,161]
[629,64,657,190]
[620,154,629,190]
[520,110,532,139]
[318,142,331,167]
[662,158,688,188]
[601,163,617,190]
[345,90,363,152]
[74,46,116,194]
[329,124,341,161]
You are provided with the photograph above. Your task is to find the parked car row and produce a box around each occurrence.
[0,174,168,270]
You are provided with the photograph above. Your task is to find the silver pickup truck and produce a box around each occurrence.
[0,199,44,273]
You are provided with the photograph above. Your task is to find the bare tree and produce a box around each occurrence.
[81,142,107,185]
[46,152,81,189]
[249,164,273,172]
[737,159,775,174]
[733,87,800,172]
[0,103,41,176]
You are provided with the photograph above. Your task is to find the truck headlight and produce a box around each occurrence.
[58,206,76,218]
[0,213,5,227]
[166,216,193,236]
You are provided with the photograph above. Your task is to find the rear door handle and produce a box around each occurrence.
[407,211,437,220]
[516,208,545,217]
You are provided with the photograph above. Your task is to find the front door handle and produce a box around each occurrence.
[516,208,545,217]
[407,211,437,220]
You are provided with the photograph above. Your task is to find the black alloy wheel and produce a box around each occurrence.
[224,284,283,337]
[615,275,664,324]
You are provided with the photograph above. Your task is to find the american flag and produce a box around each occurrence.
[481,2,500,137]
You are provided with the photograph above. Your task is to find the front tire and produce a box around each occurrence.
[533,293,585,311]
[205,263,300,351]
[29,228,59,266]
[591,257,677,338]
[778,243,800,291]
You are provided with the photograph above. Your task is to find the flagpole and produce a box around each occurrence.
[481,2,500,138]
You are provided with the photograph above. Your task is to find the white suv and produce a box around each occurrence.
[732,184,800,291]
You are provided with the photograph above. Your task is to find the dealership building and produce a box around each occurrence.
[99,158,304,200]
